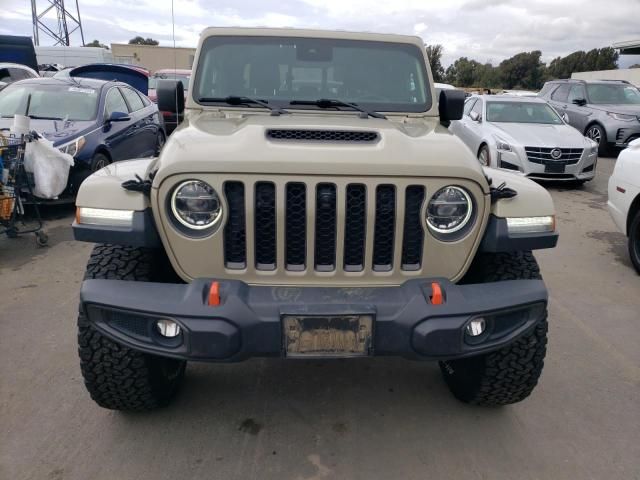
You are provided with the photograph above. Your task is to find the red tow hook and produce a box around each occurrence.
[429,282,445,305]
[208,281,221,306]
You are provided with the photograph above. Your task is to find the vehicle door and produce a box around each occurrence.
[450,97,477,148]
[102,86,134,161]
[565,84,590,132]
[548,84,573,125]
[120,86,156,157]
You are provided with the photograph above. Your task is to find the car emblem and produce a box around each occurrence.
[550,148,562,159]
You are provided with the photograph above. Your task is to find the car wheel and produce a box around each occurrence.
[155,131,166,156]
[629,210,640,275]
[90,152,111,172]
[439,251,548,406]
[78,245,186,411]
[478,145,491,167]
[585,124,609,156]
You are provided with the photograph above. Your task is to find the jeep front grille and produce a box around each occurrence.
[223,180,429,274]
[525,147,583,165]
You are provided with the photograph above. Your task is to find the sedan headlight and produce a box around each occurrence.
[426,186,474,237]
[607,112,636,122]
[59,136,86,157]
[170,180,222,230]
[495,138,512,151]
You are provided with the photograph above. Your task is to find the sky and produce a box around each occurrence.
[3,0,640,67]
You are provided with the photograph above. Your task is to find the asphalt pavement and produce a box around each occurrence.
[1,156,639,480]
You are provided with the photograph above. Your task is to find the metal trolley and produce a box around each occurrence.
[0,133,48,246]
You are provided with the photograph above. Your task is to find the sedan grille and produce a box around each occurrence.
[525,147,583,165]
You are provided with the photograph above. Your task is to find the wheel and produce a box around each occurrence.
[155,131,166,156]
[585,124,609,156]
[478,144,491,167]
[629,210,640,275]
[440,252,548,406]
[90,152,111,172]
[6,226,18,238]
[78,245,186,411]
[35,231,48,247]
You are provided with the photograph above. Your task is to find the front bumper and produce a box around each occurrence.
[608,123,640,148]
[496,149,597,182]
[80,277,548,362]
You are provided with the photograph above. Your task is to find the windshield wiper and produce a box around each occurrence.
[27,114,63,120]
[289,98,387,119]
[198,96,289,116]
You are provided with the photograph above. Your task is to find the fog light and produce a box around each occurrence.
[156,319,181,338]
[465,318,486,337]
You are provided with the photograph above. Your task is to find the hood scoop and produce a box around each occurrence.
[266,129,379,143]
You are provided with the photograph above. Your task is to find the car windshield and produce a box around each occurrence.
[149,74,190,91]
[486,101,563,124]
[0,82,98,121]
[193,36,431,112]
[586,84,640,104]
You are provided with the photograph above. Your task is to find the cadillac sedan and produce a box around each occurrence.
[450,95,599,183]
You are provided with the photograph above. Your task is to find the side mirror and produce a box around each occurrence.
[561,113,570,123]
[572,98,587,106]
[469,111,481,122]
[107,111,130,123]
[157,79,185,114]
[439,89,465,125]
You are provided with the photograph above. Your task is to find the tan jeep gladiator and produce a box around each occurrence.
[73,27,558,411]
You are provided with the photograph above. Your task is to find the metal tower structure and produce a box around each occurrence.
[31,0,85,46]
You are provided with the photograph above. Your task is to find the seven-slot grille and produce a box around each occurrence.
[525,147,583,165]
[223,181,426,273]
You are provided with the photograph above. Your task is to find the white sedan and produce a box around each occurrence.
[450,95,599,183]
[608,138,640,273]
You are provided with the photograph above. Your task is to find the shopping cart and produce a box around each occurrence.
[0,132,48,246]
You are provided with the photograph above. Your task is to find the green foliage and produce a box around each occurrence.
[426,44,446,83]
[547,47,618,79]
[499,51,545,89]
[128,36,160,46]
[84,39,109,50]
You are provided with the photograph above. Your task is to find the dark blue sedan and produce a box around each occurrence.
[0,76,164,193]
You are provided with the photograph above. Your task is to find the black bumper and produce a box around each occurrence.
[80,277,548,362]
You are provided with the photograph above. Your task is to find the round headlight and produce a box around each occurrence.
[171,180,222,230]
[426,186,473,235]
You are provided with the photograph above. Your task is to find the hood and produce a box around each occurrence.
[490,122,587,148]
[69,64,149,95]
[153,111,489,191]
[0,117,95,146]
[588,104,640,115]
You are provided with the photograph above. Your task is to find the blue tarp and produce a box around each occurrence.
[0,35,38,72]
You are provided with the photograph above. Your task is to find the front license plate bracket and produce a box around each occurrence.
[283,314,373,358]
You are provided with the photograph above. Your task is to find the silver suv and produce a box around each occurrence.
[539,79,640,155]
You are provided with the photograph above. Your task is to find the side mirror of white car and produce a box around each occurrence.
[469,111,481,122]
[561,113,570,123]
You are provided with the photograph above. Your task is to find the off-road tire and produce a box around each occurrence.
[440,251,548,406]
[78,245,186,411]
[629,210,640,274]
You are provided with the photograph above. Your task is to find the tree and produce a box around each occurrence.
[128,36,159,46]
[630,64,640,69]
[84,39,109,50]
[547,47,618,79]
[425,44,445,83]
[499,50,545,89]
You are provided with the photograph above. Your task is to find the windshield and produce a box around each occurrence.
[586,84,640,105]
[0,83,98,121]
[193,36,431,112]
[486,101,563,124]
[149,74,190,90]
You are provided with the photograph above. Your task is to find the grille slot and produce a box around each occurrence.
[401,186,425,270]
[314,183,337,271]
[524,147,583,165]
[343,184,367,271]
[254,182,277,270]
[285,183,307,270]
[223,182,246,268]
[267,129,379,143]
[372,185,396,271]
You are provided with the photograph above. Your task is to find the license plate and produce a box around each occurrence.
[283,314,373,357]
[545,163,565,173]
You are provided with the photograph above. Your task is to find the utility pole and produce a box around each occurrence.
[30,0,85,46]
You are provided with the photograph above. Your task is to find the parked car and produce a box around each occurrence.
[0,77,164,194]
[0,63,39,90]
[148,69,190,134]
[608,138,640,273]
[450,95,598,183]
[539,79,640,155]
[72,27,559,411]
